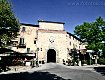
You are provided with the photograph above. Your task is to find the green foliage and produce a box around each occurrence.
[12,60,23,66]
[81,60,95,65]
[0,0,19,48]
[74,17,105,52]
[98,58,105,65]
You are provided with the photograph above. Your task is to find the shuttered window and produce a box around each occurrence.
[20,38,24,44]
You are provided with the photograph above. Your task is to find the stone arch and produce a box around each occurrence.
[47,49,56,63]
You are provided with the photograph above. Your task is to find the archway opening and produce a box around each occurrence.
[47,49,56,63]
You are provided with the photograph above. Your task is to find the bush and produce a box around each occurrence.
[12,60,23,66]
[85,59,94,65]
[81,60,87,65]
[81,60,95,65]
[98,58,105,65]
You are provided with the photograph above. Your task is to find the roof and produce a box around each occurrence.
[38,20,65,24]
[20,23,39,27]
[67,32,82,42]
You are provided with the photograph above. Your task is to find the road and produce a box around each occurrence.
[39,63,105,80]
[0,63,105,80]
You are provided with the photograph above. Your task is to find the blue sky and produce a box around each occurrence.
[10,0,105,33]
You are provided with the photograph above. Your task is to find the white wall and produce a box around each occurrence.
[39,22,64,30]
[37,30,68,63]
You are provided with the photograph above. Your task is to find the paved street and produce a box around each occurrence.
[0,63,105,80]
[39,63,105,80]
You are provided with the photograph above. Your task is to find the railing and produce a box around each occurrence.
[18,43,26,48]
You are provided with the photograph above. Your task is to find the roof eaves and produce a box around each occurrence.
[67,32,82,42]
[20,23,39,27]
[38,20,65,24]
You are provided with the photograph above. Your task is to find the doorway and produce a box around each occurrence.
[47,49,56,63]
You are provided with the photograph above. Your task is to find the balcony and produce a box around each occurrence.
[18,43,26,48]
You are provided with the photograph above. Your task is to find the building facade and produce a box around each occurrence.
[11,21,85,64]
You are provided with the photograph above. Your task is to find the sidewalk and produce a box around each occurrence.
[66,64,105,71]
[0,66,32,74]
[82,64,105,68]
[9,66,32,71]
[0,64,105,74]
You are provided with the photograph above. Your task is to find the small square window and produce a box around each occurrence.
[27,48,30,53]
[22,27,25,32]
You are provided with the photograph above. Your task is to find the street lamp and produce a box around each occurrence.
[86,50,94,65]
[77,51,80,66]
[89,53,92,65]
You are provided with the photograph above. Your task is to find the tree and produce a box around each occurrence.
[74,17,105,53]
[0,0,19,48]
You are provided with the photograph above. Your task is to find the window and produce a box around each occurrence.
[18,38,26,48]
[27,48,30,53]
[13,42,17,47]
[73,44,75,48]
[41,48,42,51]
[34,40,36,44]
[70,42,71,45]
[22,27,25,32]
[20,38,24,44]
[76,45,77,48]
[39,61,41,64]
[69,36,71,39]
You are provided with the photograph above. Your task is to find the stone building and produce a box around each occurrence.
[11,20,85,64]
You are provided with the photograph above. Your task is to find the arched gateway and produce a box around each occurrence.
[47,49,56,63]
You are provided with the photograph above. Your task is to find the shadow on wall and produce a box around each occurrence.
[0,71,71,80]
[94,67,105,76]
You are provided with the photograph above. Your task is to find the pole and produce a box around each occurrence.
[83,54,85,64]
[36,48,39,67]
[77,52,79,66]
[95,55,97,65]
[89,53,91,65]
[90,56,91,65]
